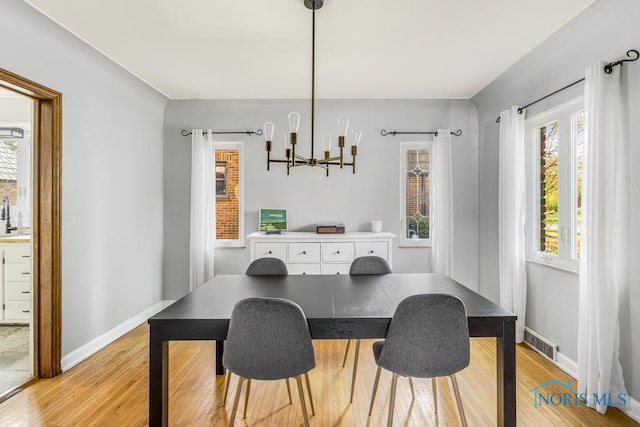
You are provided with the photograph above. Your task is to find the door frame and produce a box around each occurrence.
[0,68,62,378]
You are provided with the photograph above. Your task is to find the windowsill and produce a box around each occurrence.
[525,257,579,275]
[399,242,430,248]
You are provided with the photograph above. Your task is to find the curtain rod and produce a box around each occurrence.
[495,49,639,123]
[181,129,263,137]
[380,129,462,137]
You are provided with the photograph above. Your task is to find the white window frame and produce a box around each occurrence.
[525,97,583,271]
[214,141,244,248]
[399,142,431,247]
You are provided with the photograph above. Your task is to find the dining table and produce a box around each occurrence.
[148,273,517,426]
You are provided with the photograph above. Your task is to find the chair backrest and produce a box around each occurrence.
[349,256,392,275]
[245,257,288,276]
[222,297,316,380]
[378,294,470,378]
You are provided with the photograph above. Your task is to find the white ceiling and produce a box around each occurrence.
[25,0,595,100]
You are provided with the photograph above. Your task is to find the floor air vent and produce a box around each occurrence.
[524,328,558,362]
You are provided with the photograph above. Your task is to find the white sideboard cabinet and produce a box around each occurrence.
[247,231,395,275]
[0,241,32,324]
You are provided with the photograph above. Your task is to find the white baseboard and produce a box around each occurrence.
[61,300,176,372]
[556,351,578,379]
[620,396,640,423]
[554,352,640,422]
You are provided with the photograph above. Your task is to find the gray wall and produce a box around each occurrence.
[472,0,640,400]
[2,1,167,355]
[163,99,478,299]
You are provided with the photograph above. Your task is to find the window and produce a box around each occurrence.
[526,98,584,270]
[399,142,431,247]
[214,142,244,247]
[215,163,227,196]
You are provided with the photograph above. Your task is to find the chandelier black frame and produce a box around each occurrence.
[263,0,361,177]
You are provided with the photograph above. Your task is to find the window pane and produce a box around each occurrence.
[574,111,585,258]
[405,149,429,239]
[215,150,239,240]
[539,121,559,254]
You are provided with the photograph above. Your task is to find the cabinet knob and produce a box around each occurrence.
[302,272,306,275]
[369,250,374,254]
[268,250,272,254]
[336,250,340,254]
[302,251,306,255]
[336,272,340,275]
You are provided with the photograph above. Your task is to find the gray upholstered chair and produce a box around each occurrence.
[222,257,291,406]
[222,297,316,427]
[368,294,470,426]
[343,255,392,403]
[245,257,288,276]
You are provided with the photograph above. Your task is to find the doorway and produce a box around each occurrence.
[0,87,33,394]
[0,68,62,398]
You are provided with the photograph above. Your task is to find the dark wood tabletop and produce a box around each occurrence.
[148,273,516,426]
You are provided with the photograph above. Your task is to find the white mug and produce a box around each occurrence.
[371,220,382,233]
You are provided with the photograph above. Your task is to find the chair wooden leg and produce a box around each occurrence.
[368,366,382,416]
[349,339,361,403]
[408,376,415,400]
[285,378,292,404]
[304,372,315,416]
[229,377,245,426]
[450,374,467,427]
[222,371,232,407]
[243,378,251,419]
[342,339,352,367]
[295,375,310,427]
[431,377,438,415]
[387,373,399,427]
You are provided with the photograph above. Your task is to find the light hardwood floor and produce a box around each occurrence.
[0,323,636,426]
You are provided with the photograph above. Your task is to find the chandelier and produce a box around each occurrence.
[262,0,361,176]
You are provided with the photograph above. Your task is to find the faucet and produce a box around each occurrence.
[1,195,17,234]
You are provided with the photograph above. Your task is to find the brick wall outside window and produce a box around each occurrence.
[215,150,239,239]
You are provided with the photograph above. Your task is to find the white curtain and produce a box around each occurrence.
[578,61,628,414]
[430,129,454,276]
[498,107,527,343]
[189,129,216,291]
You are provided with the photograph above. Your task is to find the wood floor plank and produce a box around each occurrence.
[0,323,636,426]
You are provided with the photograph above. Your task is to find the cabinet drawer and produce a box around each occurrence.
[4,301,31,320]
[321,263,351,275]
[5,263,31,282]
[5,282,31,300]
[288,243,321,262]
[2,245,31,263]
[322,242,354,262]
[355,241,389,260]
[254,242,287,261]
[287,263,321,275]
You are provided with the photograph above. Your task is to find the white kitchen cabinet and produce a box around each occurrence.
[0,241,32,324]
[248,231,395,275]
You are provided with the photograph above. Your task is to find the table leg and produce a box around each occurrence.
[496,319,516,427]
[149,324,168,427]
[216,340,226,375]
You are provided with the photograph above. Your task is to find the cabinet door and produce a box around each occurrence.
[5,282,30,300]
[288,243,321,262]
[254,242,287,261]
[355,241,389,260]
[3,244,31,263]
[322,242,354,262]
[287,263,321,275]
[5,263,31,282]
[5,301,31,320]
